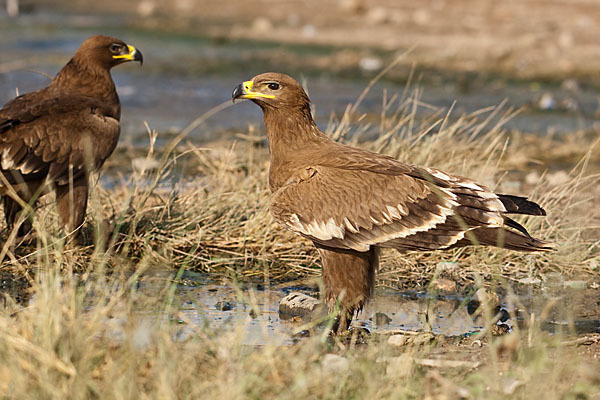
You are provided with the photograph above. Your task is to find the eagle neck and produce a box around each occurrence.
[263,104,327,191]
[52,58,121,118]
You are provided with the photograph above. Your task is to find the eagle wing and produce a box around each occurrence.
[0,92,120,186]
[270,163,543,252]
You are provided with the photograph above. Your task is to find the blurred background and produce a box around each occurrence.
[1,0,599,143]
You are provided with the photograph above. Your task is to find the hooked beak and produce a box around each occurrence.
[231,80,275,103]
[113,44,143,65]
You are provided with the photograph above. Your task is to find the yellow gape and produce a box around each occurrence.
[241,80,275,99]
[112,45,138,61]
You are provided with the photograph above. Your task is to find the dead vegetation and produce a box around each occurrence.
[0,80,598,398]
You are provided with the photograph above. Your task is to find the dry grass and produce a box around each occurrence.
[0,81,599,398]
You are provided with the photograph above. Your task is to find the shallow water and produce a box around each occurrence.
[1,11,599,146]
[135,270,599,346]
[2,11,599,345]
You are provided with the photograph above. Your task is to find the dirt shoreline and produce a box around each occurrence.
[27,0,600,81]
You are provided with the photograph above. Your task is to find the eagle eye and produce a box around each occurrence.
[267,82,280,90]
[109,44,122,53]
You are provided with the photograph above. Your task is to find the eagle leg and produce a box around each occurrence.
[2,196,33,238]
[317,244,379,333]
[55,176,88,241]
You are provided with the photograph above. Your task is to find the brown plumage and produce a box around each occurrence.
[0,34,142,241]
[233,72,550,332]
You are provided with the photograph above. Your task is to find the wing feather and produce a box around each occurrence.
[270,161,538,253]
[0,94,120,186]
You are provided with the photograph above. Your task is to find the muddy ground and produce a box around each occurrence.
[29,0,600,82]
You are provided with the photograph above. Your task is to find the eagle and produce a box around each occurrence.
[0,34,142,242]
[232,72,550,332]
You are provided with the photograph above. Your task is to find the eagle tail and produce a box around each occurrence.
[450,226,552,252]
[498,194,546,216]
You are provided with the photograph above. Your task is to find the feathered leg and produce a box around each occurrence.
[316,244,379,333]
[1,180,41,238]
[55,176,88,241]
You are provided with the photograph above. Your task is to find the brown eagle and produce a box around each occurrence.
[232,72,549,332]
[0,35,142,242]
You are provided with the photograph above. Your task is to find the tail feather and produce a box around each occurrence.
[450,227,551,252]
[498,194,546,216]
[503,216,532,238]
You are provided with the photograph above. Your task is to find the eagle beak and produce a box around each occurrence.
[232,80,275,103]
[113,44,143,65]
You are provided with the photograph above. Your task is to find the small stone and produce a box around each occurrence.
[215,300,234,311]
[286,13,300,27]
[561,78,580,93]
[430,277,457,293]
[373,312,392,326]
[366,7,389,24]
[386,354,414,377]
[536,92,555,110]
[502,378,524,395]
[413,9,431,25]
[279,292,321,319]
[491,323,511,336]
[338,0,365,14]
[339,0,365,14]
[137,1,156,17]
[388,334,408,347]
[525,171,541,185]
[301,24,317,38]
[252,17,273,32]
[359,57,382,72]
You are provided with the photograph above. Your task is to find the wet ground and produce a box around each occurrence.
[1,11,599,346]
[135,270,600,346]
[2,12,600,147]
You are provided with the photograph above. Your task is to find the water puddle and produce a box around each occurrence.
[2,11,599,144]
[133,270,600,346]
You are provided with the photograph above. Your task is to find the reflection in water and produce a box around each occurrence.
[134,270,599,346]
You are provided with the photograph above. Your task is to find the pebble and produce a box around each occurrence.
[536,92,555,110]
[372,312,392,326]
[215,300,234,311]
[338,0,365,14]
[491,323,511,336]
[301,24,317,38]
[430,277,457,293]
[365,7,389,24]
[525,171,541,185]
[387,334,408,347]
[252,17,273,32]
[137,1,156,17]
[279,292,321,319]
[359,57,382,72]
